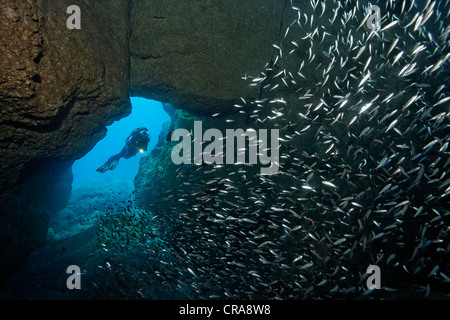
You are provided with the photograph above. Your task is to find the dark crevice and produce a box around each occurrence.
[33,51,44,64]
[130,52,164,60]
[127,0,132,93]
[278,0,289,34]
[32,74,42,83]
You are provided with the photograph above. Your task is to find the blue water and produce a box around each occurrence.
[71,97,170,190]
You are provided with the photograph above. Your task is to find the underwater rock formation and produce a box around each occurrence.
[1,0,448,300]
[129,0,289,114]
[0,0,284,276]
[0,0,130,274]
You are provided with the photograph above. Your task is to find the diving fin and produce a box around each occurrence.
[96,155,120,173]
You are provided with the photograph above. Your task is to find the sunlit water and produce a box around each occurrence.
[71,97,170,192]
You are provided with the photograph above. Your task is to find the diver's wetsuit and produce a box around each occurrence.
[96,127,150,173]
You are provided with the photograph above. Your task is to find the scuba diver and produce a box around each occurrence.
[96,127,150,173]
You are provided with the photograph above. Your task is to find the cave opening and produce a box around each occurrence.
[71,97,170,193]
[46,97,171,241]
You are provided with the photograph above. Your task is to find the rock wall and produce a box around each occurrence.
[129,0,288,114]
[0,0,130,274]
[0,0,287,275]
[1,0,448,299]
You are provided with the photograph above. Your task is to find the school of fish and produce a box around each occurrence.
[92,0,449,299]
